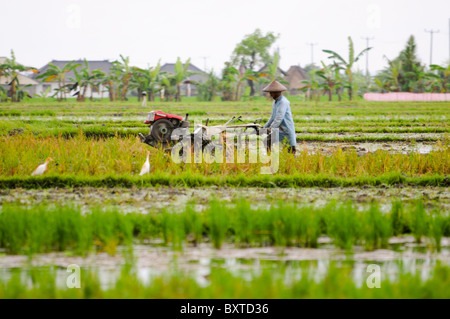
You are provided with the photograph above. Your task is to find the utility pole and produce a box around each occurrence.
[361,36,374,78]
[306,42,318,65]
[198,56,209,72]
[424,29,439,66]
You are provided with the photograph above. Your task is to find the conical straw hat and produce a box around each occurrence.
[262,80,288,92]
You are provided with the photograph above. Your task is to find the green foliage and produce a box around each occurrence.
[231,29,278,96]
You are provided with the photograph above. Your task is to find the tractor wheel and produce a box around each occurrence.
[151,119,174,144]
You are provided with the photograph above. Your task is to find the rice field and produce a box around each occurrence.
[0,98,449,299]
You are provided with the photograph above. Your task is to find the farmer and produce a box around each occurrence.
[262,80,296,154]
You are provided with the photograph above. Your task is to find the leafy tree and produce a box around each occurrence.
[231,29,278,96]
[323,37,372,100]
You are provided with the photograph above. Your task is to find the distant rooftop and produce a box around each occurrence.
[160,63,207,83]
[32,60,113,81]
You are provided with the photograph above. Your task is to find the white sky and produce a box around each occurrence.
[2,0,449,75]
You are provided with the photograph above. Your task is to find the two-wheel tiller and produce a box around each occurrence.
[138,110,263,151]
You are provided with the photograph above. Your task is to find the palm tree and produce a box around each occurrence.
[0,50,37,102]
[36,60,80,101]
[323,37,372,101]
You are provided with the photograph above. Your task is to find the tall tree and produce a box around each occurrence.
[231,29,278,96]
[323,37,372,101]
[378,35,424,92]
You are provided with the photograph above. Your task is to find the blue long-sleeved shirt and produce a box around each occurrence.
[263,96,296,146]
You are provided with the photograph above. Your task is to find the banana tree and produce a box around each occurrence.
[36,60,80,101]
[131,61,162,102]
[89,69,106,101]
[0,50,38,102]
[160,74,177,102]
[319,61,337,101]
[429,64,450,93]
[173,57,192,102]
[323,37,372,101]
[301,69,325,102]
[378,57,402,92]
[110,55,133,101]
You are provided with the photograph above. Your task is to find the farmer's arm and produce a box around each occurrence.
[263,105,276,128]
[269,99,288,129]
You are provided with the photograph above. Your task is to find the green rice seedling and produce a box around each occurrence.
[390,200,408,236]
[297,206,322,248]
[361,203,392,251]
[0,206,28,254]
[206,199,230,249]
[429,209,446,252]
[160,208,185,250]
[230,198,255,246]
[87,207,133,255]
[325,201,362,250]
[182,203,204,247]
[408,201,429,244]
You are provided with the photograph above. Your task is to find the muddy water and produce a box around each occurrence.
[1,186,449,213]
[296,141,438,155]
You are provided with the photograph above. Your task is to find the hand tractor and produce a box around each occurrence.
[138,110,263,152]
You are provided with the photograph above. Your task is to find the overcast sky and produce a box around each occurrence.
[2,0,449,75]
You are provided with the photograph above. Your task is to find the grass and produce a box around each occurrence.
[0,199,448,255]
[1,261,449,299]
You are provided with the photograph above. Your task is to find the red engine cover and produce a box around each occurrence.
[144,110,183,124]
